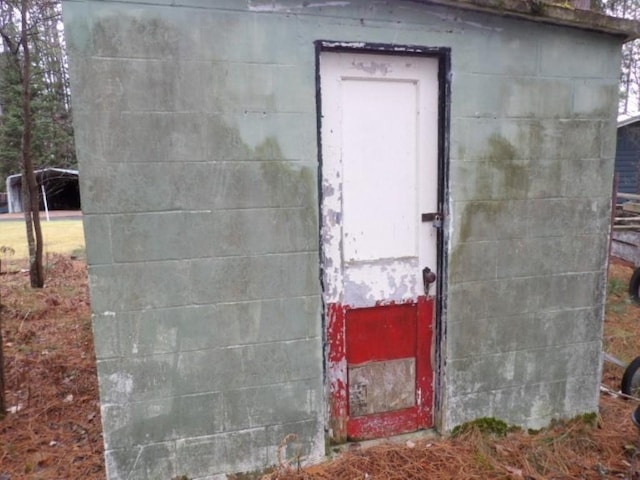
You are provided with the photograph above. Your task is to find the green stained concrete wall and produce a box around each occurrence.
[61,0,623,478]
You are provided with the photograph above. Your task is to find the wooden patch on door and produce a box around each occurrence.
[348,358,415,417]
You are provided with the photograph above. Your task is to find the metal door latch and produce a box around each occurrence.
[421,212,443,229]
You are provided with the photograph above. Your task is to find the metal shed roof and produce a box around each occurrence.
[6,168,79,213]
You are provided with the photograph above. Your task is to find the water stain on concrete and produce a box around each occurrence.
[451,133,529,278]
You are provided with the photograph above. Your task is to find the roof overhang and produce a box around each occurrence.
[413,0,640,41]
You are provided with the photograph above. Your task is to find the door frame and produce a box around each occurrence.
[315,41,451,443]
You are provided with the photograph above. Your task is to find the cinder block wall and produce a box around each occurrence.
[62,0,622,478]
[445,31,620,428]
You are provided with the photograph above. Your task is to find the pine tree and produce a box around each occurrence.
[0,0,75,186]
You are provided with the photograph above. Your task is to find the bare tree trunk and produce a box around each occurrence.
[19,0,44,288]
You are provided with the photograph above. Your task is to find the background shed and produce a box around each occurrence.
[616,116,640,195]
[5,167,80,213]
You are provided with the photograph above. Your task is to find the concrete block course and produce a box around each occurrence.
[88,262,192,312]
[495,235,608,278]
[453,73,575,119]
[447,306,602,360]
[97,355,179,404]
[108,209,317,262]
[572,79,620,118]
[446,375,601,430]
[223,380,321,430]
[174,339,322,394]
[94,297,319,359]
[538,30,622,78]
[78,160,315,214]
[100,392,225,449]
[265,420,320,465]
[62,0,629,477]
[105,442,178,480]
[176,429,268,478]
[189,253,319,303]
[450,118,610,162]
[75,112,317,163]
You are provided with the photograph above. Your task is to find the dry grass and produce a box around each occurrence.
[0,220,85,267]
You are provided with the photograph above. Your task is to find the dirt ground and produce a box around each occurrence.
[0,256,639,479]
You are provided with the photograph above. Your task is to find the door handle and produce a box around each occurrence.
[422,267,436,295]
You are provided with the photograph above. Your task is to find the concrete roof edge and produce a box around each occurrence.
[416,0,640,41]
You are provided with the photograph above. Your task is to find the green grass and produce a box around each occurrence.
[0,220,85,261]
[607,277,627,297]
[605,276,634,315]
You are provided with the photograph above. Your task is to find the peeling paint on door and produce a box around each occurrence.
[319,50,440,441]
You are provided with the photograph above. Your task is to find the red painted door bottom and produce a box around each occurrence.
[327,297,434,442]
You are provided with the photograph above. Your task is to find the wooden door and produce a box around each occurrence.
[319,51,440,441]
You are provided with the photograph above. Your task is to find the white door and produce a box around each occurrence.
[320,51,441,441]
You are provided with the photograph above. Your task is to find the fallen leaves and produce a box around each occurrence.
[0,255,104,479]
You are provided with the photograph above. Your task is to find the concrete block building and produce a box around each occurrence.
[61,0,640,478]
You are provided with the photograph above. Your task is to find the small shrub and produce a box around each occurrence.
[573,412,598,427]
